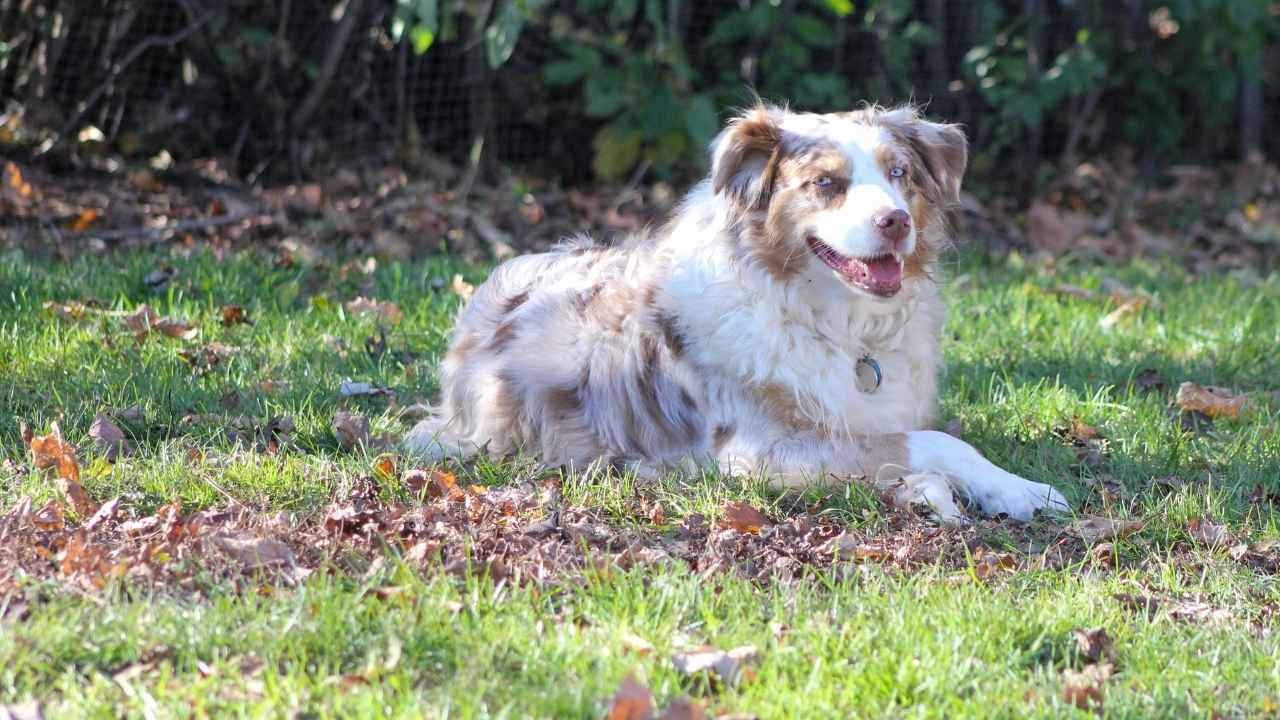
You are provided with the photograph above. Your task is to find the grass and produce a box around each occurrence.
[2,244,1279,718]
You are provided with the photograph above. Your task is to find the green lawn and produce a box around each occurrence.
[2,245,1279,718]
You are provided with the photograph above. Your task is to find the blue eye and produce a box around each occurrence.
[814,176,833,187]
[890,166,906,178]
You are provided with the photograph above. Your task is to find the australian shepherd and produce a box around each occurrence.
[405,104,1069,522]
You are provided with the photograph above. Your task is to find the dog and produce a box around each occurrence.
[405,104,1069,522]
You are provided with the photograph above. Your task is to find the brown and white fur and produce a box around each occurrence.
[405,104,1069,521]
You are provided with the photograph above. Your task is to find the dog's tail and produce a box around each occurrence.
[402,408,482,462]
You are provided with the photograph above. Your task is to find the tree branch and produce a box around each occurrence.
[38,11,214,156]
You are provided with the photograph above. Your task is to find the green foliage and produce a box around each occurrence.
[535,0,1279,184]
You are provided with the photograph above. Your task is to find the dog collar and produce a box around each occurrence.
[856,355,882,393]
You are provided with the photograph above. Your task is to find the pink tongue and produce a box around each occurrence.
[865,256,902,290]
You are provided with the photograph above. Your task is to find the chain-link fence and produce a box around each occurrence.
[2,0,1277,191]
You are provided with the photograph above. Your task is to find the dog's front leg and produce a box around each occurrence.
[901,430,1068,520]
[721,430,1068,521]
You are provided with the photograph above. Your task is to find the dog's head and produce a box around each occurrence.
[709,104,967,299]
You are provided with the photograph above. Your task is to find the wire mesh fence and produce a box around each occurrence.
[3,0,1276,190]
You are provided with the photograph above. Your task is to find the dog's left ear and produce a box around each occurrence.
[906,119,968,207]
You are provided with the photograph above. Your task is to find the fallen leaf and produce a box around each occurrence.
[1099,296,1148,329]
[1187,518,1235,548]
[143,268,175,289]
[220,305,252,326]
[373,455,397,480]
[153,316,197,339]
[719,502,770,534]
[122,304,197,341]
[345,297,403,324]
[672,645,758,685]
[66,208,100,232]
[331,411,370,451]
[1168,600,1234,626]
[1071,417,1100,440]
[404,468,465,501]
[821,534,889,561]
[451,274,475,302]
[30,501,65,530]
[1133,368,1165,392]
[27,422,96,517]
[607,676,655,720]
[619,632,656,656]
[1062,663,1112,711]
[89,414,131,461]
[1053,283,1097,301]
[339,380,393,397]
[1072,628,1115,665]
[1071,516,1144,543]
[212,534,295,569]
[121,515,162,537]
[2,161,35,206]
[43,300,92,321]
[84,496,121,531]
[1176,382,1249,419]
[971,548,1017,580]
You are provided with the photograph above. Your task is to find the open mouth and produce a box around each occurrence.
[806,237,903,297]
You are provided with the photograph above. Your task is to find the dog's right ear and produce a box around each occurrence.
[710,106,783,211]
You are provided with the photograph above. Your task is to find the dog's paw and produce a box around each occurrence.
[976,474,1070,521]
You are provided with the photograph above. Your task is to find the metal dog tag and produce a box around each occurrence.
[855,356,882,393]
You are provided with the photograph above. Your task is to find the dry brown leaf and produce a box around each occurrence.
[212,534,295,569]
[331,411,370,451]
[1072,628,1115,665]
[1062,663,1112,711]
[122,304,160,337]
[972,548,1017,580]
[43,301,92,321]
[373,455,397,480]
[346,297,403,324]
[84,496,121,531]
[451,274,476,302]
[1187,518,1236,548]
[607,676,655,720]
[1053,284,1098,301]
[404,468,465,501]
[821,534,888,562]
[122,304,197,341]
[3,161,34,200]
[27,422,96,517]
[672,645,758,685]
[89,414,131,461]
[719,502,770,534]
[1099,296,1148,329]
[619,632,656,656]
[30,501,65,531]
[153,316,198,340]
[1176,382,1249,419]
[66,208,100,232]
[1168,600,1234,626]
[220,305,252,326]
[1072,516,1144,543]
[1070,417,1101,441]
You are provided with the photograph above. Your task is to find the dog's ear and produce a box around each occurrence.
[905,117,968,207]
[709,106,783,210]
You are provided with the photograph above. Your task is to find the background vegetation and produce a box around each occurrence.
[2,0,1277,194]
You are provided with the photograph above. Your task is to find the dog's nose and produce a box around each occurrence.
[872,209,911,244]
